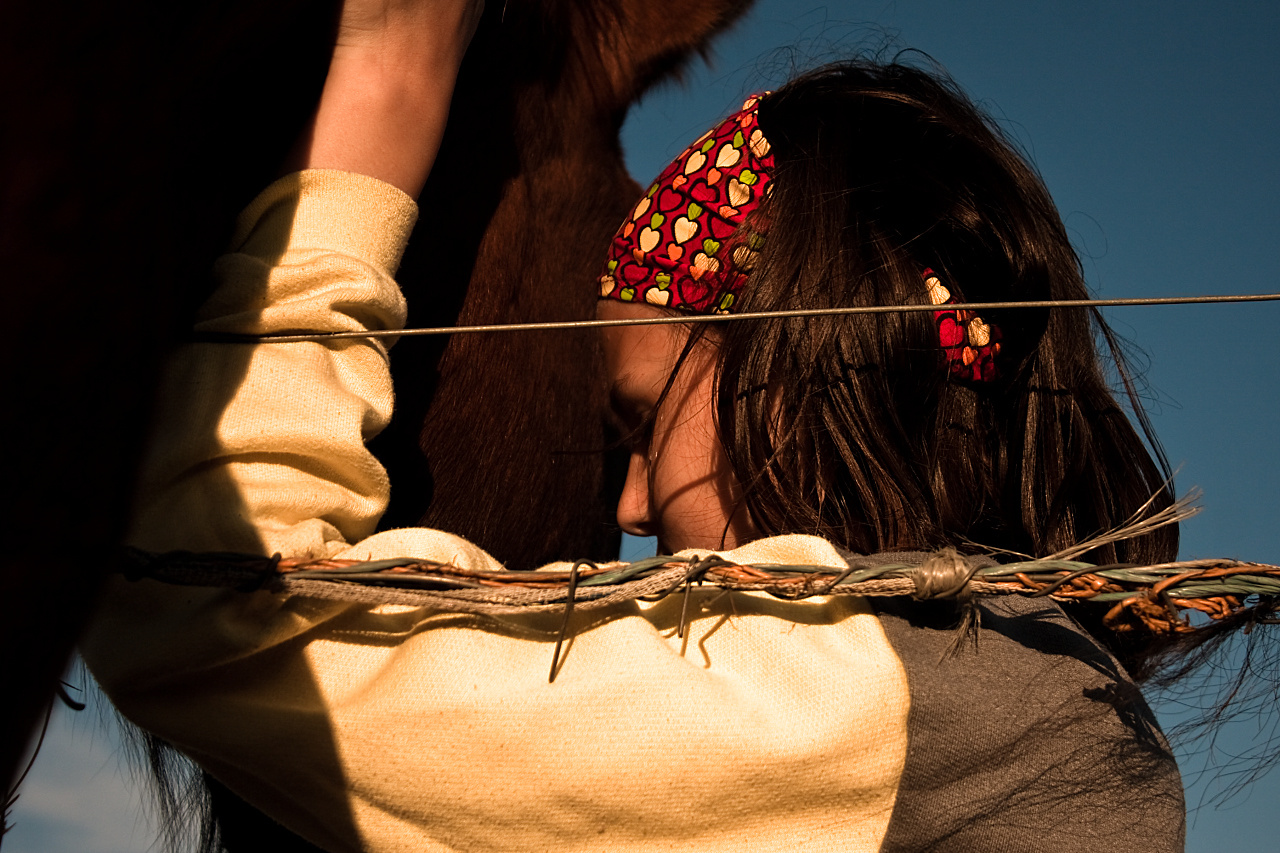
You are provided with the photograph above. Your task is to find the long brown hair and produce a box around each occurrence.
[711,60,1177,607]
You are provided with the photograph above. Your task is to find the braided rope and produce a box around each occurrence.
[118,548,1280,635]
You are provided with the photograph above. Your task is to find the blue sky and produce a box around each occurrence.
[8,2,1279,850]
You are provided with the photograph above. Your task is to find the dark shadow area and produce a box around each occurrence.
[2,1,361,850]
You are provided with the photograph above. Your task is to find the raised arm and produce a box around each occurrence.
[120,0,484,562]
[83,4,497,849]
[287,0,484,197]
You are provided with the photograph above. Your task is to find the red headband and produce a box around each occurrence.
[599,94,773,313]
[599,94,1002,381]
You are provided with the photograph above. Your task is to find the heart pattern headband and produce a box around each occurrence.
[599,94,1002,381]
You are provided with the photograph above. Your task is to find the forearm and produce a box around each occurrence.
[283,0,483,197]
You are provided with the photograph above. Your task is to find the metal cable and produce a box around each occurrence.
[191,291,1280,343]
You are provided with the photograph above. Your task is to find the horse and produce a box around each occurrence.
[0,0,754,847]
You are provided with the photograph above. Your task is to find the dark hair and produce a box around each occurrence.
[706,60,1177,656]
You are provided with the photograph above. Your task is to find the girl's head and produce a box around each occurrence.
[599,58,1177,569]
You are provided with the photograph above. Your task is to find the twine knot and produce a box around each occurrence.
[910,548,979,600]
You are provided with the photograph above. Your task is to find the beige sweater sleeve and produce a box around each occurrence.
[83,172,910,853]
[125,170,415,559]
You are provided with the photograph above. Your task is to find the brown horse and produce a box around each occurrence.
[1,0,752,847]
[375,0,755,569]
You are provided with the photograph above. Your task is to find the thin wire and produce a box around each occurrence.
[192,291,1280,344]
[549,559,591,683]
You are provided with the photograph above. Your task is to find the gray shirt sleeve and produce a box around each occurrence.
[873,593,1184,853]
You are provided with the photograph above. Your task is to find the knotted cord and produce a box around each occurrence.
[112,497,1280,682]
[119,547,1280,629]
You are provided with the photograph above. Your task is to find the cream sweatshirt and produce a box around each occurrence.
[81,171,912,853]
